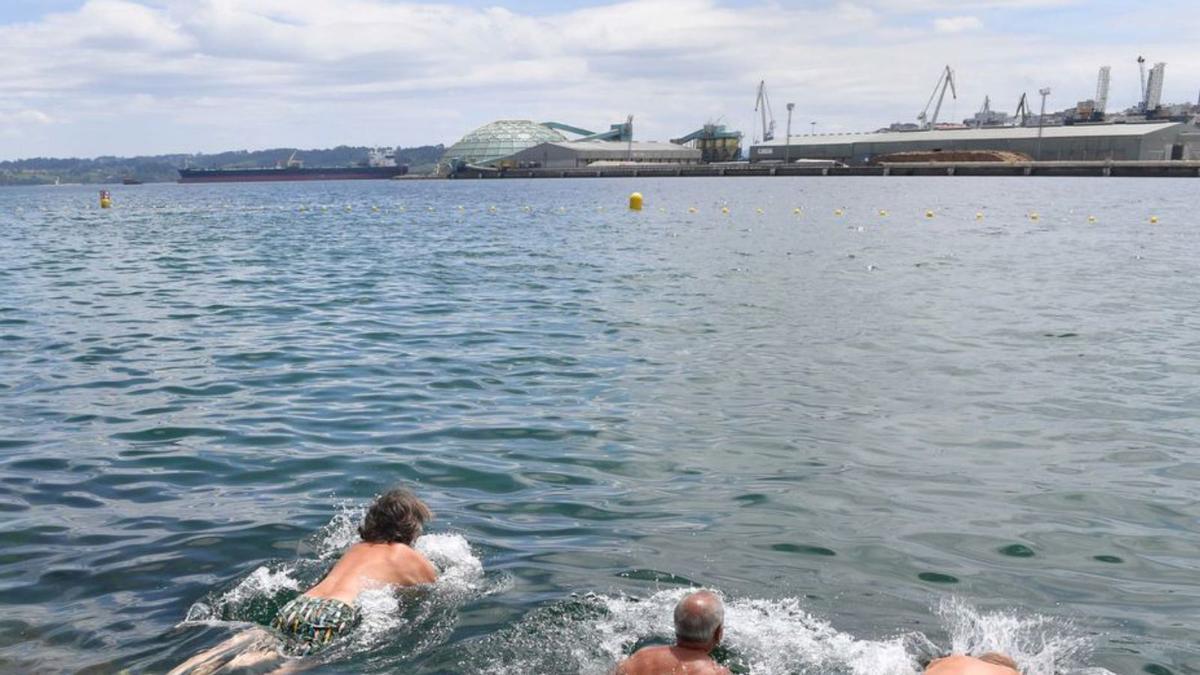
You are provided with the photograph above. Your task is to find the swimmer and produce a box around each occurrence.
[925,653,1021,675]
[170,487,437,674]
[615,590,731,675]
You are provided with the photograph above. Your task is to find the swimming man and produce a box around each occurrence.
[170,487,437,673]
[615,589,731,675]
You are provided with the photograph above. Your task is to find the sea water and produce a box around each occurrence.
[0,178,1197,673]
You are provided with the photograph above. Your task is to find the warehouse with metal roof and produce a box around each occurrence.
[500,141,701,169]
[750,122,1195,165]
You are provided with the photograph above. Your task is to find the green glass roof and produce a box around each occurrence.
[443,120,567,166]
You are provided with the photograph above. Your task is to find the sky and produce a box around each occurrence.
[0,0,1197,160]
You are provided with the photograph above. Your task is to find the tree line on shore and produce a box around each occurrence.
[0,145,445,185]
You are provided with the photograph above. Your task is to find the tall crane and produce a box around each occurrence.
[1095,66,1111,118]
[918,65,957,130]
[754,80,776,143]
[1014,93,1031,127]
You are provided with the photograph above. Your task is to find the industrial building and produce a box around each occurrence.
[501,141,700,169]
[441,120,569,168]
[750,122,1198,165]
[441,119,643,172]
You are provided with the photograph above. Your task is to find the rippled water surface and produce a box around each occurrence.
[1,178,1198,674]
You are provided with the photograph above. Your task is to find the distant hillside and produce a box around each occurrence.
[0,144,445,185]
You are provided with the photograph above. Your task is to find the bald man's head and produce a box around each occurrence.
[674,590,724,646]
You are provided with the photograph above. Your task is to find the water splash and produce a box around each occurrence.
[182,565,301,624]
[460,590,1115,675]
[312,500,367,560]
[466,589,918,675]
[936,597,1101,675]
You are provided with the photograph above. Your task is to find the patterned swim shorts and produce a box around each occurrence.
[270,595,359,655]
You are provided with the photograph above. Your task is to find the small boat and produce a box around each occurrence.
[122,177,143,185]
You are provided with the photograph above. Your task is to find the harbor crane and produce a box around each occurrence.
[918,65,957,129]
[1014,93,1031,126]
[754,80,776,143]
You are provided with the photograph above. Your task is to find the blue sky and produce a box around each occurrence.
[0,0,1196,160]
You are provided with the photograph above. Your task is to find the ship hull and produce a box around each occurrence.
[178,166,408,183]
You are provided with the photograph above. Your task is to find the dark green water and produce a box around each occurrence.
[1,178,1197,674]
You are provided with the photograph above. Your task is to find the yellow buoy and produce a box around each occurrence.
[756,207,764,215]
[925,210,934,218]
[793,207,801,215]
[628,192,643,210]
[878,209,888,216]
[1088,215,1097,223]
[688,207,698,213]
[1150,215,1159,223]
[721,206,730,215]
[834,209,844,216]
[98,190,112,209]
[1029,212,1039,220]
[975,212,983,220]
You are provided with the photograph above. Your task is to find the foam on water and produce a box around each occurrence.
[463,589,1114,675]
[182,566,301,624]
[590,589,919,675]
[937,598,1107,675]
[466,588,916,674]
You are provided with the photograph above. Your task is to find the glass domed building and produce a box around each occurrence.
[442,120,567,167]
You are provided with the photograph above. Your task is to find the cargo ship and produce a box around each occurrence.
[178,148,407,183]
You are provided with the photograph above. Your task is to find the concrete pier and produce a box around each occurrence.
[456,160,1200,179]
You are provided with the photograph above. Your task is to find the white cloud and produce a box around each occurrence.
[0,0,1195,159]
[0,109,53,125]
[934,15,984,33]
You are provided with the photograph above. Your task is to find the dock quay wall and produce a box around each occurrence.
[450,161,1200,179]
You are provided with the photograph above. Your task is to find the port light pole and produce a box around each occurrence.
[1036,87,1051,161]
[810,121,816,135]
[785,103,795,165]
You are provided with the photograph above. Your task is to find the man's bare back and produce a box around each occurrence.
[305,541,437,604]
[170,488,438,674]
[616,645,731,675]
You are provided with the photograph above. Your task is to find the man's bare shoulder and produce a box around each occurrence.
[616,646,729,675]
[383,542,438,582]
